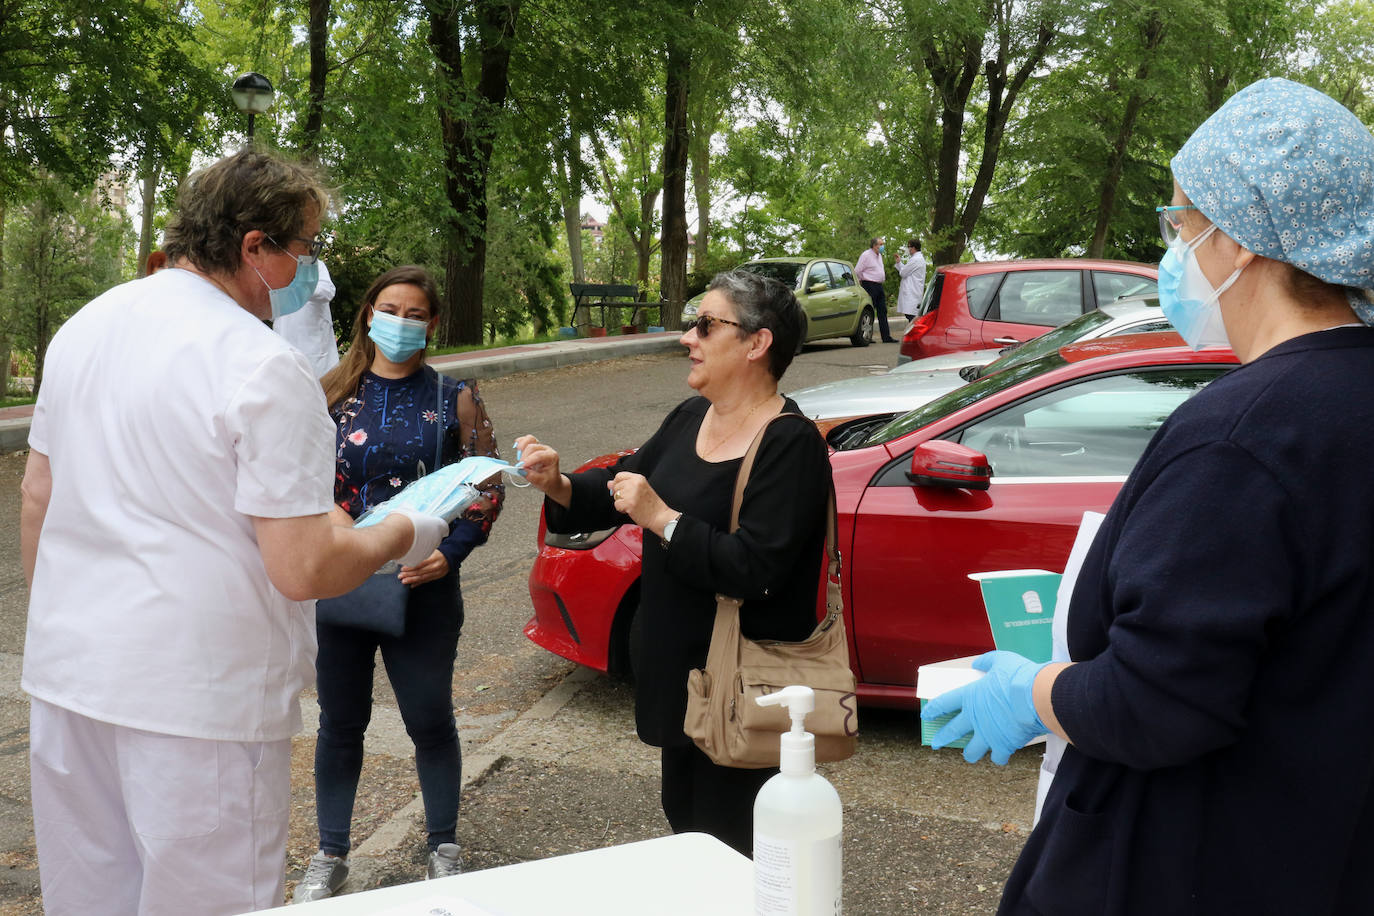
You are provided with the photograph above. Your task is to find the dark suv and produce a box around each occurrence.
[898,258,1158,363]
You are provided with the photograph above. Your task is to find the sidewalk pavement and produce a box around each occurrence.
[0,331,684,455]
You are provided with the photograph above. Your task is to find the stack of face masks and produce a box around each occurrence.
[354,456,526,531]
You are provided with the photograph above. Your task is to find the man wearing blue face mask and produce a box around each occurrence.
[854,236,897,342]
[19,149,450,914]
[923,78,1374,914]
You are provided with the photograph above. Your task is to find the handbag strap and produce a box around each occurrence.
[433,369,445,472]
[718,412,842,619]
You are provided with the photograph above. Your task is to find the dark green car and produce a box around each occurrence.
[681,257,877,348]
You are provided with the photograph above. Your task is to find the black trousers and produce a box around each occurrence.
[861,279,893,340]
[660,743,777,857]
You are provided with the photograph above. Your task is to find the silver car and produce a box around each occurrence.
[789,296,1171,430]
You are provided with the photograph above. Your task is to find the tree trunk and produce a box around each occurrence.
[561,194,585,284]
[924,18,1055,267]
[923,38,980,267]
[0,197,9,400]
[636,185,657,294]
[425,0,520,347]
[135,160,159,277]
[1087,18,1163,258]
[690,134,710,269]
[302,0,331,158]
[555,132,585,283]
[659,5,692,324]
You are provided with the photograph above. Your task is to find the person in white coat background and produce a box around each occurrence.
[894,238,925,331]
[275,258,341,377]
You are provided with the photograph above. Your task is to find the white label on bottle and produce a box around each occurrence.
[754,831,843,916]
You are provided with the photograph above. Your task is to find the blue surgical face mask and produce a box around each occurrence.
[1157,222,1244,350]
[369,310,430,362]
[256,255,319,321]
[878,244,885,253]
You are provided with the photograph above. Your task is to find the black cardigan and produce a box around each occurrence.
[1002,327,1374,914]
[545,396,832,747]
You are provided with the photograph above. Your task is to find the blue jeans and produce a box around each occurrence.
[314,574,464,856]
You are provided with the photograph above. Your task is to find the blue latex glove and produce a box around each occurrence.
[921,650,1048,765]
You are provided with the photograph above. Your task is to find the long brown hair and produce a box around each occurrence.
[321,265,442,409]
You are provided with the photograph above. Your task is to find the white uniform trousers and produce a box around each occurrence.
[29,697,292,915]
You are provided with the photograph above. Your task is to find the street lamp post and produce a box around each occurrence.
[231,72,275,141]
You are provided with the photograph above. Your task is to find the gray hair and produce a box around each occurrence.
[706,269,804,380]
[163,149,331,276]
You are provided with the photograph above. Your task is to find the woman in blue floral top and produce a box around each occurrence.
[295,265,502,901]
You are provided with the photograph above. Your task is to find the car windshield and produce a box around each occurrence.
[840,351,1069,450]
[740,262,803,289]
[967,309,1117,380]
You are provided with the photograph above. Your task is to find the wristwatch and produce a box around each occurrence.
[661,513,681,548]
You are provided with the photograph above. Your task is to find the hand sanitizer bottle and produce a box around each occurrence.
[753,686,843,915]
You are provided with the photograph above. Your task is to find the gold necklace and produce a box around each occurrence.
[701,394,776,459]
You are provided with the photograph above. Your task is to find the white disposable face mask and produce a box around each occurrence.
[1157,223,1245,350]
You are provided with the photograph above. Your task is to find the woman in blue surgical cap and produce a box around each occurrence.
[923,78,1374,913]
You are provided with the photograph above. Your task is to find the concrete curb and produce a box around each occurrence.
[429,334,682,382]
[0,419,29,456]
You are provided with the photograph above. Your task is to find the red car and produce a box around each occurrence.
[525,335,1236,708]
[899,258,1158,364]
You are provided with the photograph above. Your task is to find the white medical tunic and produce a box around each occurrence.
[273,259,340,377]
[23,268,336,742]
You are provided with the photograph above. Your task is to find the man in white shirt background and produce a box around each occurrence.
[274,257,341,377]
[895,238,926,332]
[19,149,448,915]
[854,236,897,343]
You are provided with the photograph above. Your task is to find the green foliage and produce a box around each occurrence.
[4,179,130,391]
[7,0,1373,372]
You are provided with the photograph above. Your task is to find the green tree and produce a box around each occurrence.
[0,0,211,395]
[5,181,128,393]
[425,0,522,347]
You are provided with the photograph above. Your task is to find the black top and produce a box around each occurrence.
[1001,327,1374,914]
[545,396,832,747]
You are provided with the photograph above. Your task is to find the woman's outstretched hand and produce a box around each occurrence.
[399,549,450,587]
[513,435,571,507]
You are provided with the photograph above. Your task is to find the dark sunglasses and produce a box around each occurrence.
[692,314,748,337]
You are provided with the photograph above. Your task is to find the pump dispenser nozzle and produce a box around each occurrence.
[756,685,817,775]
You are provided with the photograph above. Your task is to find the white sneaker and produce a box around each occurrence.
[427,843,463,879]
[294,850,349,902]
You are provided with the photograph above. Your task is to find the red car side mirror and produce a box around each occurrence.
[906,440,992,491]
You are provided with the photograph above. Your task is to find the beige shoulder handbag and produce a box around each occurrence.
[683,413,858,768]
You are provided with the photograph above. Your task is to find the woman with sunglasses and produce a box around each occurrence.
[515,269,832,856]
[293,265,504,901]
[923,79,1374,913]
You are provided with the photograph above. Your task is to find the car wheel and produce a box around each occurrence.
[850,307,874,347]
[606,582,640,682]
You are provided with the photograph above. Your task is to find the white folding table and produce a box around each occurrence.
[270,831,753,915]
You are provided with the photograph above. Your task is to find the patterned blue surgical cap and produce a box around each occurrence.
[1171,77,1374,324]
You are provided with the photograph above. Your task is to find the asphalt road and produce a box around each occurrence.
[0,338,1039,914]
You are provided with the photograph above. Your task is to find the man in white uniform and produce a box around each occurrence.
[19,149,447,915]
[894,237,926,331]
[274,258,340,377]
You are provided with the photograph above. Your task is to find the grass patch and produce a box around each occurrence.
[1,394,36,408]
